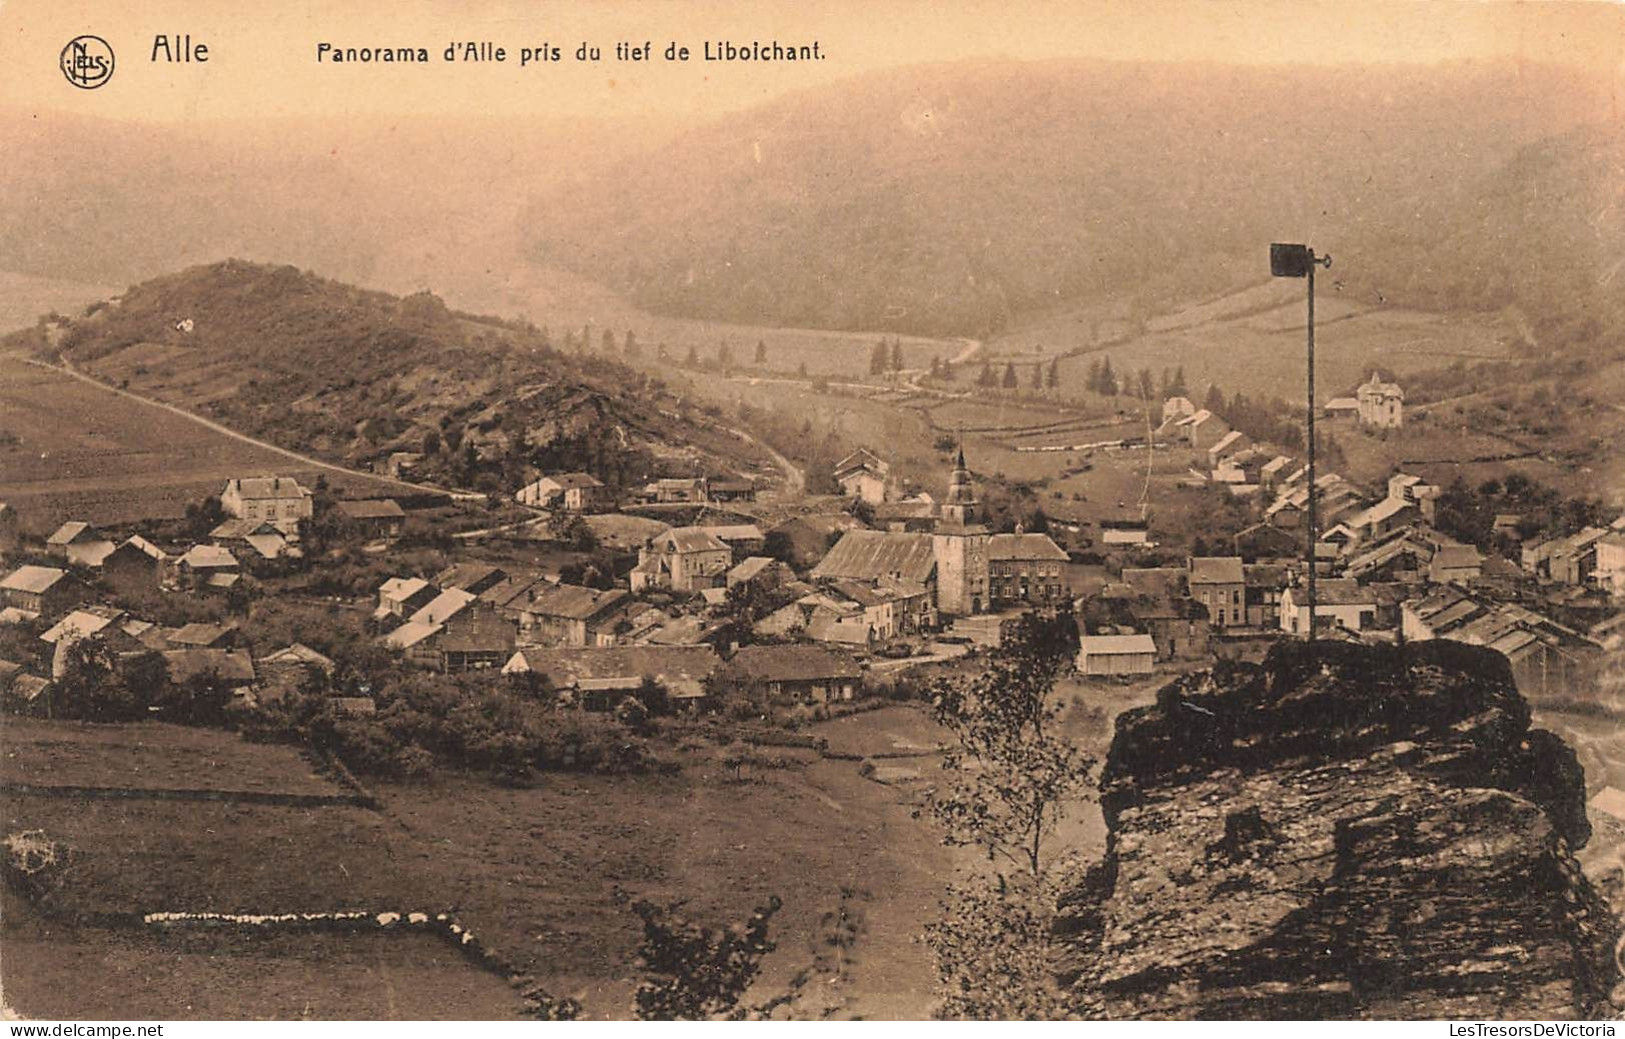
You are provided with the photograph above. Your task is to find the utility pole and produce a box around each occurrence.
[1270,243,1333,640]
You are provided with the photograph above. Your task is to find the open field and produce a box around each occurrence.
[990,281,1519,405]
[0,712,959,1019]
[1,894,522,1020]
[0,354,405,532]
[0,718,339,796]
[0,677,1181,1020]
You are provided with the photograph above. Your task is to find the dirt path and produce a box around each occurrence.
[720,419,806,498]
[20,354,476,502]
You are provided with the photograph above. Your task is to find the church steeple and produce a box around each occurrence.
[943,443,978,525]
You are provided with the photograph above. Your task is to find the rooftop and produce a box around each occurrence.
[987,532,1068,561]
[226,477,312,500]
[1189,557,1245,586]
[1,565,69,595]
[812,530,937,585]
[727,644,862,683]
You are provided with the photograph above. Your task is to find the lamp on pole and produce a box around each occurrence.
[1270,243,1332,640]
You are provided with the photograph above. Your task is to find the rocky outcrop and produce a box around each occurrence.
[1057,640,1619,1019]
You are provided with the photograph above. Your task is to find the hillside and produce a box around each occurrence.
[528,59,1621,349]
[4,261,776,495]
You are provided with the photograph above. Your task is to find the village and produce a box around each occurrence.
[2,362,1620,763]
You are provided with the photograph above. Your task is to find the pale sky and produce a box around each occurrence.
[2,0,1621,122]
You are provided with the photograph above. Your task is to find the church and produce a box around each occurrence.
[814,448,1069,618]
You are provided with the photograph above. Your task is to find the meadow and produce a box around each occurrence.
[0,354,401,532]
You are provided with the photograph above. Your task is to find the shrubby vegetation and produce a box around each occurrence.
[921,608,1094,1017]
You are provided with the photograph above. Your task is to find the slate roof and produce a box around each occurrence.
[654,527,732,554]
[384,620,442,650]
[168,622,236,648]
[524,584,627,621]
[433,563,507,593]
[1309,578,1376,606]
[1078,634,1157,655]
[544,472,604,490]
[505,645,719,699]
[161,649,257,685]
[1189,557,1245,586]
[41,610,118,645]
[46,521,94,546]
[987,532,1068,561]
[226,477,311,500]
[258,642,335,671]
[1,565,69,594]
[811,530,936,585]
[727,644,862,683]
[408,588,477,626]
[179,545,239,569]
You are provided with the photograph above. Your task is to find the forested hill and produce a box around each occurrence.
[6,261,770,493]
[528,58,1621,352]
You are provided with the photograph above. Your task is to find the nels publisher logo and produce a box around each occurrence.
[60,35,115,89]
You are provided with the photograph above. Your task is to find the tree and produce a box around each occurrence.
[1002,362,1018,389]
[55,636,138,721]
[1031,363,1044,390]
[890,339,903,372]
[630,895,782,1020]
[1098,356,1116,395]
[625,330,641,358]
[421,429,441,456]
[754,339,767,364]
[602,329,617,354]
[1046,358,1059,389]
[717,342,734,369]
[1137,367,1155,401]
[685,345,699,367]
[1171,365,1188,396]
[1203,382,1226,415]
[922,609,1093,1018]
[1086,358,1102,393]
[797,361,809,379]
[926,608,1091,878]
[869,340,889,376]
[183,495,225,540]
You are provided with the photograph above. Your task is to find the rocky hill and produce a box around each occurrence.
[5,260,774,494]
[1056,640,1620,1019]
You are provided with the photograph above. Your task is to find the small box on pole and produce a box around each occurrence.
[1270,243,1312,278]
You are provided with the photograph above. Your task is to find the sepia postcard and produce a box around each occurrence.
[0,0,1622,1026]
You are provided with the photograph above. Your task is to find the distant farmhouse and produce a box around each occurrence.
[1356,372,1404,428]
[1327,373,1404,429]
[221,477,314,526]
[516,473,606,512]
[833,449,892,505]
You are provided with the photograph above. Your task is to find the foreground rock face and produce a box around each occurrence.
[1057,640,1619,1019]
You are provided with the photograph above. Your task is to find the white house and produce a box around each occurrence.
[1280,579,1377,635]
[1356,372,1404,428]
[221,478,314,525]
